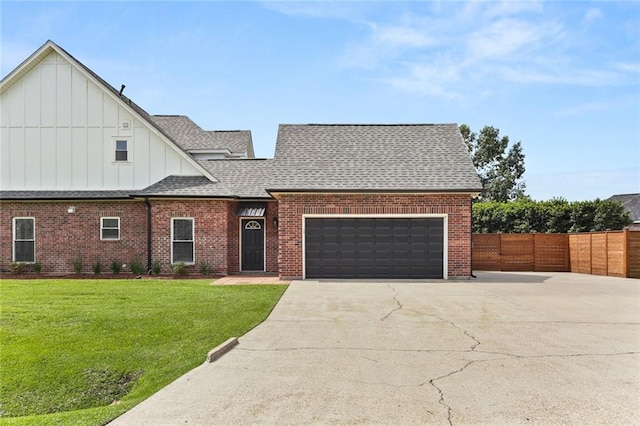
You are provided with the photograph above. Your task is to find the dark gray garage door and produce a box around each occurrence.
[305,217,444,279]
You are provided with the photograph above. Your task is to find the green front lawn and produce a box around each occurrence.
[0,279,287,425]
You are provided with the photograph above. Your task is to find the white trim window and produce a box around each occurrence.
[13,217,35,263]
[101,217,120,240]
[172,218,194,264]
[115,139,128,162]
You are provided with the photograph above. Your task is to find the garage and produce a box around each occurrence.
[304,216,445,279]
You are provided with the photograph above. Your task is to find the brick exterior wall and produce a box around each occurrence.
[0,200,147,274]
[2,195,470,278]
[149,199,231,275]
[226,201,278,274]
[276,193,473,279]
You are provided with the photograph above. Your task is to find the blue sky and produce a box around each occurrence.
[2,0,638,201]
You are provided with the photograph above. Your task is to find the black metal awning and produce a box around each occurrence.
[236,202,266,217]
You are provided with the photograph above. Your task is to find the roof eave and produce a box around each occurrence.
[266,188,482,197]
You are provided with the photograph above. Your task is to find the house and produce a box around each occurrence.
[1,40,482,279]
[609,193,640,230]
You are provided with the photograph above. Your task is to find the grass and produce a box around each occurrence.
[0,279,287,425]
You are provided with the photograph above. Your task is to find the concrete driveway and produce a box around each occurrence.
[111,272,640,425]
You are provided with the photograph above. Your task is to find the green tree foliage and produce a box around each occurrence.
[460,124,526,202]
[473,199,631,233]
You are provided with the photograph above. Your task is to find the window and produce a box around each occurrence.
[13,218,35,262]
[101,217,120,240]
[172,218,194,264]
[115,140,128,162]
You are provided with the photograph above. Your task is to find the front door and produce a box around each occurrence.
[241,219,265,271]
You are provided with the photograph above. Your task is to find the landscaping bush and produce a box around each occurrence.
[110,261,122,274]
[129,260,145,275]
[199,262,213,275]
[171,262,188,276]
[72,257,84,274]
[92,260,103,275]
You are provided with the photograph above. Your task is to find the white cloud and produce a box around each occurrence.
[371,23,435,48]
[384,61,463,99]
[462,0,543,20]
[583,7,603,24]
[467,18,563,60]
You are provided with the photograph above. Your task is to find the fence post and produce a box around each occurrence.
[605,232,609,277]
[623,229,629,278]
[589,233,593,275]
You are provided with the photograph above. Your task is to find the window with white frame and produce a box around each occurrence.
[172,218,194,264]
[13,218,35,262]
[115,140,128,162]
[101,217,120,240]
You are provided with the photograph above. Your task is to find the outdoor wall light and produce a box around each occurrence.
[273,217,278,228]
[67,206,76,214]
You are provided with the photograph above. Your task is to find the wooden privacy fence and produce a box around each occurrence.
[472,230,640,278]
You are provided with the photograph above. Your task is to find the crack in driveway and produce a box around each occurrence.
[380,283,402,321]
[429,361,476,426]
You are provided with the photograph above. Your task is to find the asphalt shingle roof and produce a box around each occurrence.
[608,193,640,222]
[198,160,274,198]
[130,176,234,198]
[269,124,482,192]
[150,115,220,151]
[207,131,255,157]
[150,116,254,156]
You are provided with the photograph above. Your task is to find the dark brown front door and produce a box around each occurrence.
[241,219,265,271]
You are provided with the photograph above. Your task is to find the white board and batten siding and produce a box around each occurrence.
[0,50,200,191]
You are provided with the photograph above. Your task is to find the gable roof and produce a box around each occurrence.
[0,40,216,183]
[149,115,255,157]
[207,131,255,158]
[269,124,482,193]
[608,193,640,222]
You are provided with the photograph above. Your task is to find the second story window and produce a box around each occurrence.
[115,140,128,162]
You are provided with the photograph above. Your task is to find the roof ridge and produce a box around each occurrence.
[279,123,458,127]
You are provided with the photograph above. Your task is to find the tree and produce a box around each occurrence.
[460,124,526,202]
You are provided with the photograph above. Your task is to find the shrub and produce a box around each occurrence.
[33,262,42,275]
[73,257,84,274]
[199,262,213,275]
[171,262,188,276]
[10,262,26,274]
[92,260,103,275]
[129,260,145,275]
[151,261,161,275]
[110,260,122,274]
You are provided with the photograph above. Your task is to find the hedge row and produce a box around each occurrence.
[472,199,631,234]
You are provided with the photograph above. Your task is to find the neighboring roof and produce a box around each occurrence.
[207,131,255,157]
[0,40,217,183]
[608,193,640,222]
[269,124,482,193]
[0,190,132,200]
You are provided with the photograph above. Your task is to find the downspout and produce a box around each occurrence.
[145,197,152,273]
[470,196,477,279]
